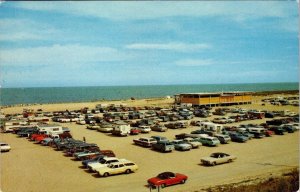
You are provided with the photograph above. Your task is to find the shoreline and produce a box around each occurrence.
[1,89,299,109]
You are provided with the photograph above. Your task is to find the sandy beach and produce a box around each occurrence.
[1,94,299,192]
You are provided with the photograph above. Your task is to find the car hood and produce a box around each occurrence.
[147,177,164,185]
[175,144,191,147]
[90,163,107,169]
[200,157,216,162]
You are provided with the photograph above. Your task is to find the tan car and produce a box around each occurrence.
[200,152,236,166]
[97,161,138,177]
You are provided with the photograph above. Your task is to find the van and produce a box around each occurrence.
[200,122,223,133]
[112,121,131,136]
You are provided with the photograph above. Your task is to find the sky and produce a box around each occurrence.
[0,1,299,88]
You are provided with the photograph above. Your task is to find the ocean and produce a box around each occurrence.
[0,82,298,106]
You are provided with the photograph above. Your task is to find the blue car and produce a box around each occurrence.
[229,132,248,142]
[82,155,105,167]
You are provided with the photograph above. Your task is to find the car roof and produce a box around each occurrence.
[109,160,133,165]
[157,172,175,178]
[103,157,118,160]
[211,152,229,156]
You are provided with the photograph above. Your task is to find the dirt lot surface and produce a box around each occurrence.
[1,95,299,192]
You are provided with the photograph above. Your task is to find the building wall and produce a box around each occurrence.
[181,97,200,105]
[179,93,252,105]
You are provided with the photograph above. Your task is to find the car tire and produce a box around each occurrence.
[213,162,217,166]
[181,179,186,184]
[228,159,232,163]
[161,184,166,188]
[103,172,109,177]
[125,169,131,174]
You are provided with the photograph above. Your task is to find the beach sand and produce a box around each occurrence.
[1,94,299,192]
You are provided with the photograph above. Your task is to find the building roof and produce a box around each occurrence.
[177,91,253,96]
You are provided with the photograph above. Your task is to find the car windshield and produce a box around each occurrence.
[100,159,107,164]
[157,172,175,179]
[210,153,219,158]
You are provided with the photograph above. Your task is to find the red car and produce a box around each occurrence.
[264,129,275,137]
[130,128,141,135]
[147,172,188,188]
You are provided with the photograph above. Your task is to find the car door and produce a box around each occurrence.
[219,154,227,163]
[110,164,120,175]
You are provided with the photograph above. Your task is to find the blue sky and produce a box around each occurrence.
[0,1,299,88]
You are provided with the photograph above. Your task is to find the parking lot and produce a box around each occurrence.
[1,119,299,192]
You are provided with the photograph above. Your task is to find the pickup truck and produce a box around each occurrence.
[133,137,157,147]
[151,141,174,152]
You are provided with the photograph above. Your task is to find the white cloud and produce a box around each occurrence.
[0,44,130,66]
[11,1,295,21]
[175,59,214,66]
[0,18,59,41]
[125,43,211,52]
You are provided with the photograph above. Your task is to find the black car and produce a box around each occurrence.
[281,125,295,133]
[252,132,265,138]
[269,127,284,135]
[265,112,274,118]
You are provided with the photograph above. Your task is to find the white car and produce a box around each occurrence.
[138,126,151,133]
[183,137,202,148]
[201,152,237,166]
[88,157,127,172]
[97,127,113,133]
[0,142,11,152]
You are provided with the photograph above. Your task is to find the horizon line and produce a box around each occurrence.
[1,81,298,89]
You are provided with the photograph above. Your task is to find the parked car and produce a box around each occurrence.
[214,134,231,144]
[0,142,11,152]
[238,130,254,140]
[269,127,285,135]
[82,155,106,168]
[150,136,169,142]
[88,157,127,172]
[201,152,237,166]
[252,132,265,139]
[147,172,188,188]
[264,129,275,137]
[150,124,167,132]
[280,125,296,133]
[97,161,138,177]
[138,126,151,133]
[229,132,248,142]
[199,136,220,146]
[151,141,175,152]
[133,137,157,147]
[74,150,101,161]
[171,140,192,151]
[130,128,141,135]
[183,137,201,148]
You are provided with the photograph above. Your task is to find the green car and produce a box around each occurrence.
[199,137,220,146]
